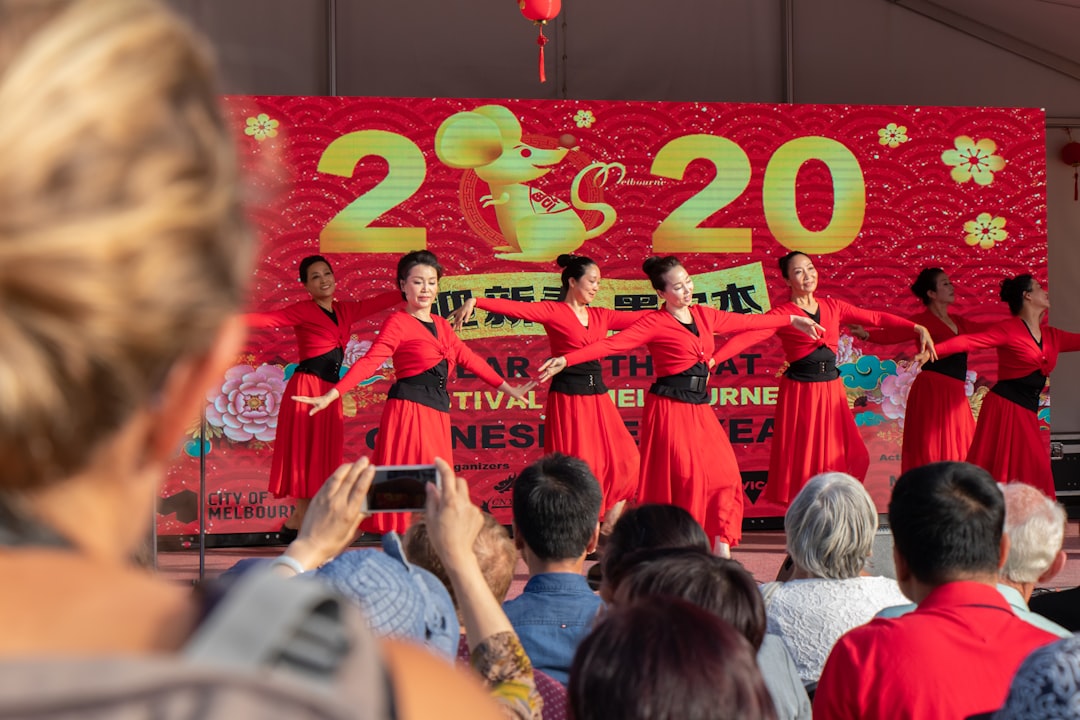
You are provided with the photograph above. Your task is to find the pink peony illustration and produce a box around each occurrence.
[205,364,286,442]
[344,338,373,367]
[879,362,920,427]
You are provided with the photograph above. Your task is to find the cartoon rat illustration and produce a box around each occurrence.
[435,104,623,261]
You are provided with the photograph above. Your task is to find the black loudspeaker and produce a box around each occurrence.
[1052,433,1080,518]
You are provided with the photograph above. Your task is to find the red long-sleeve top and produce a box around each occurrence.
[245,291,402,361]
[559,305,793,376]
[474,298,651,356]
[712,298,916,364]
[866,309,982,346]
[934,317,1080,380]
[334,310,505,395]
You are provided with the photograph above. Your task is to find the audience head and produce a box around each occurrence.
[999,483,1067,585]
[316,533,458,659]
[403,513,517,619]
[785,472,877,580]
[611,547,766,651]
[569,595,776,720]
[512,453,602,562]
[995,635,1080,720]
[0,0,249,516]
[599,503,709,600]
[889,462,1005,586]
[910,267,946,306]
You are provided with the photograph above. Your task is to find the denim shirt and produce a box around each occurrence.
[502,573,603,685]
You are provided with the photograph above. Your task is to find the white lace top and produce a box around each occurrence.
[762,576,909,684]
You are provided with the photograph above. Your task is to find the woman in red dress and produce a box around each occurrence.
[246,254,400,534]
[853,268,982,474]
[296,250,535,534]
[934,273,1080,498]
[538,256,824,557]
[712,252,934,507]
[450,254,650,528]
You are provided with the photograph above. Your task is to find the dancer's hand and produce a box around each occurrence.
[501,380,537,400]
[790,314,826,340]
[449,297,477,332]
[538,356,568,382]
[847,324,870,341]
[293,388,340,416]
[278,457,374,573]
[914,325,938,362]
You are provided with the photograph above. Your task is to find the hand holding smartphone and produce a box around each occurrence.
[364,464,441,513]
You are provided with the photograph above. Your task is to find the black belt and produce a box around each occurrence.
[396,373,446,389]
[295,347,344,384]
[990,370,1045,413]
[785,351,839,382]
[923,352,967,381]
[548,369,609,397]
[653,374,708,393]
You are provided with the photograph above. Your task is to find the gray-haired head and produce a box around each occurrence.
[1000,483,1067,584]
[785,472,877,580]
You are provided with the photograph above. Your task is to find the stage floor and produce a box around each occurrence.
[155,524,1080,597]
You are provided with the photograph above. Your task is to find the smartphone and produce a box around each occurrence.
[365,464,440,513]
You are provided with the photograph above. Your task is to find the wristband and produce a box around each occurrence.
[269,554,307,575]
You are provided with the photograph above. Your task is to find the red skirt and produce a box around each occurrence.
[966,392,1053,498]
[637,394,743,546]
[360,398,453,535]
[763,376,869,506]
[900,370,975,475]
[268,371,344,500]
[545,390,640,518]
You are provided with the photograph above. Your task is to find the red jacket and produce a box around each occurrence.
[335,310,505,394]
[866,308,983,345]
[560,305,792,376]
[475,297,651,356]
[245,291,402,361]
[934,317,1080,380]
[713,297,916,364]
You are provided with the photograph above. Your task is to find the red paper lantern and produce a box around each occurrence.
[518,0,562,83]
[1062,141,1080,201]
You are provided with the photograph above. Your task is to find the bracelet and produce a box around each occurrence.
[269,555,307,575]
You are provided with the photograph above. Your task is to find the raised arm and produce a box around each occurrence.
[863,324,920,345]
[933,323,1011,356]
[244,304,307,330]
[337,289,403,322]
[451,332,537,400]
[838,303,934,359]
[602,308,657,331]
[450,296,559,332]
[1050,326,1080,354]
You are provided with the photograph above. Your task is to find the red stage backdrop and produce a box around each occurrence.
[157,97,1047,538]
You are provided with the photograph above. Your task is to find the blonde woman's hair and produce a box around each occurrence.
[0,0,251,489]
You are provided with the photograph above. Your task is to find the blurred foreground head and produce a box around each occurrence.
[0,0,250,493]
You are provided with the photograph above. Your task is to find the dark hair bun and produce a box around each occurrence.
[642,256,662,274]
[557,254,576,268]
